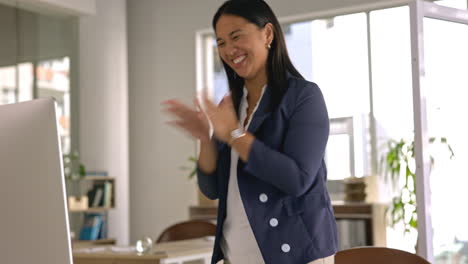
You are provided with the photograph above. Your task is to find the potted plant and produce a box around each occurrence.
[63,151,87,210]
[63,150,86,180]
[381,136,454,250]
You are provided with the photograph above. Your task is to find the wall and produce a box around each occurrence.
[0,4,74,67]
[126,0,411,243]
[79,0,129,245]
[0,0,95,16]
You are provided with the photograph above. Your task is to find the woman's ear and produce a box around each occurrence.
[265,22,274,46]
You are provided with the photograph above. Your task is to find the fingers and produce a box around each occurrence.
[219,92,233,108]
[165,120,183,127]
[166,119,195,134]
[194,98,205,114]
[162,99,195,119]
[166,120,195,138]
[166,120,207,141]
[162,99,192,112]
[201,88,216,112]
[163,98,210,141]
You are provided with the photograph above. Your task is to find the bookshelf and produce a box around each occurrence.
[66,176,116,243]
[68,176,116,211]
[69,207,113,213]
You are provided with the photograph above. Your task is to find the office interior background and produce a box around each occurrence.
[1,0,467,263]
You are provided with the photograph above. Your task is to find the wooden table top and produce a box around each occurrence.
[73,237,214,260]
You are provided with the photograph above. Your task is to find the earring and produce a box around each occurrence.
[267,43,271,49]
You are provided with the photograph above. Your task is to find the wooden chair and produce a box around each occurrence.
[335,247,430,264]
[156,220,216,243]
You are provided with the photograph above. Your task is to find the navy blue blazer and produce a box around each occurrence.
[197,75,338,264]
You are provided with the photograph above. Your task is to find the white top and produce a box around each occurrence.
[221,85,267,264]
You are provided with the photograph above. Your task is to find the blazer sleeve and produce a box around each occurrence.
[243,83,329,197]
[196,139,222,200]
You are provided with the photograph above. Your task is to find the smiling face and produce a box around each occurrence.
[215,14,273,82]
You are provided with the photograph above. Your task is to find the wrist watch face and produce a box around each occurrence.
[230,127,245,138]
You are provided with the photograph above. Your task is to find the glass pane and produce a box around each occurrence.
[370,6,418,253]
[310,13,369,119]
[423,17,468,264]
[326,134,351,180]
[37,57,71,154]
[211,37,229,104]
[370,6,413,140]
[18,62,33,102]
[203,34,229,104]
[435,0,467,9]
[0,66,16,105]
[284,21,313,81]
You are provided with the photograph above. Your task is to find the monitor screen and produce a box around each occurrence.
[0,98,72,264]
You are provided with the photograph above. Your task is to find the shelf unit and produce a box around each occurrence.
[69,207,114,213]
[68,176,116,211]
[66,176,116,243]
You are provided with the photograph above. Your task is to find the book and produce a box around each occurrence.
[85,170,108,177]
[92,188,104,207]
[98,214,107,239]
[79,214,103,240]
[87,184,105,207]
[103,181,113,208]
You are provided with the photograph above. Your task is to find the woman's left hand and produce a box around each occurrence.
[201,90,239,143]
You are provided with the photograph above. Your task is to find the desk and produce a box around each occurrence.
[189,201,386,247]
[73,238,213,264]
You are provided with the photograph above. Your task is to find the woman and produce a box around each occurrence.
[163,0,338,263]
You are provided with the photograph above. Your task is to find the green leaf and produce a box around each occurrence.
[447,144,455,159]
[381,136,454,240]
[409,216,417,229]
[79,164,86,177]
[182,156,198,180]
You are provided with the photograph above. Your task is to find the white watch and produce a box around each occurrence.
[229,127,246,144]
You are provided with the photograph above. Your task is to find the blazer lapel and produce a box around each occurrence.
[217,84,273,152]
[247,85,272,135]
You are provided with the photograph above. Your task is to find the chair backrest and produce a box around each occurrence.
[335,247,430,264]
[156,220,216,243]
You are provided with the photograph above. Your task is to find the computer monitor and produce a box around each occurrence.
[0,98,72,264]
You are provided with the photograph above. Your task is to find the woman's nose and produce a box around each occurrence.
[226,45,238,56]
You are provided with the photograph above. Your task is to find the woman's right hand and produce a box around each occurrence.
[162,98,211,142]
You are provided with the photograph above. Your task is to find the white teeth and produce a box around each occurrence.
[233,55,246,64]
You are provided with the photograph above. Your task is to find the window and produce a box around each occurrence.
[198,34,228,105]
[37,57,71,153]
[423,16,468,264]
[0,4,76,155]
[0,66,16,105]
[327,117,355,180]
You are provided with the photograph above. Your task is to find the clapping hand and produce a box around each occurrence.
[162,89,239,143]
[199,90,239,143]
[162,98,211,142]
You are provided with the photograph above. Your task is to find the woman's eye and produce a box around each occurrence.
[217,42,225,47]
[233,35,240,40]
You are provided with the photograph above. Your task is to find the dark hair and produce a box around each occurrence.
[212,0,304,115]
